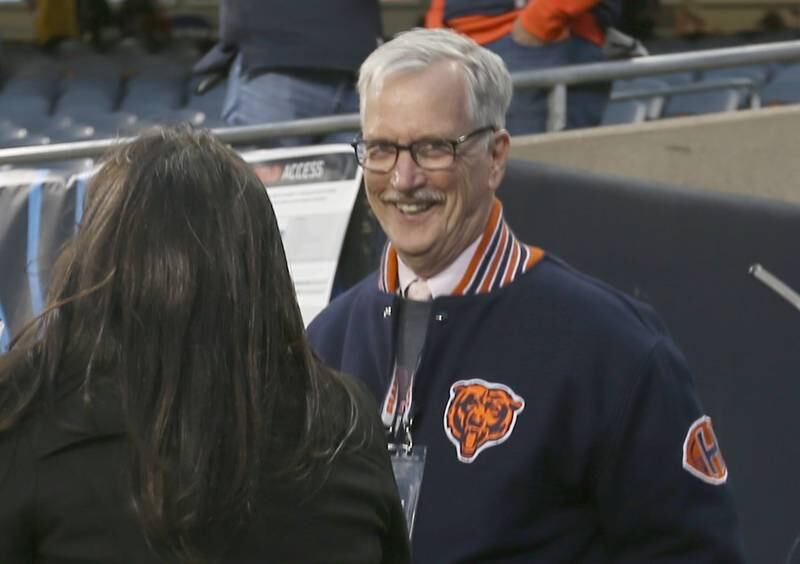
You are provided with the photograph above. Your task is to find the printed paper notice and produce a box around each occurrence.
[242,145,362,325]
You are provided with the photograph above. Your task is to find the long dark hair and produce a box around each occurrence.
[0,126,361,562]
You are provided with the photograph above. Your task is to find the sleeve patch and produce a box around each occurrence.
[682,415,728,485]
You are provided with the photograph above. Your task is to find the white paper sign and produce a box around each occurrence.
[242,145,363,325]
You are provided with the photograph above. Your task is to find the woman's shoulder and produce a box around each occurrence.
[325,368,385,448]
[0,348,124,460]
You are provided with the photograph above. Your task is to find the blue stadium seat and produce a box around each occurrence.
[760,82,800,106]
[601,99,648,125]
[185,78,226,122]
[0,120,28,147]
[3,59,62,98]
[702,64,773,86]
[760,64,800,106]
[109,37,149,69]
[0,95,53,129]
[200,115,227,129]
[703,66,773,108]
[770,63,800,81]
[161,39,203,65]
[56,84,119,115]
[131,54,190,82]
[662,87,746,118]
[122,79,186,114]
[132,108,206,127]
[77,111,141,138]
[646,71,696,85]
[611,78,670,119]
[1,134,52,149]
[44,121,97,143]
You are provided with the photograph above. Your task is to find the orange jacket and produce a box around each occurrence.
[426,0,606,47]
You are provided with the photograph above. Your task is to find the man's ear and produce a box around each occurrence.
[487,129,511,193]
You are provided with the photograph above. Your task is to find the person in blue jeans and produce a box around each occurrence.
[199,0,383,147]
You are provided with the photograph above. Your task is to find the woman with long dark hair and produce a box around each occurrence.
[0,126,409,563]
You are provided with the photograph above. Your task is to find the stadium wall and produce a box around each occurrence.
[509,105,800,205]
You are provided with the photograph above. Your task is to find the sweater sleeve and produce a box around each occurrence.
[518,0,602,41]
[593,338,746,562]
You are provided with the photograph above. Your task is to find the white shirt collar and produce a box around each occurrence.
[397,235,483,299]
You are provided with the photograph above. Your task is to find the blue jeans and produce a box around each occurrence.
[223,54,360,147]
[484,34,610,134]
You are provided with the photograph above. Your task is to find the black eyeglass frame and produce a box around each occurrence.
[351,125,497,173]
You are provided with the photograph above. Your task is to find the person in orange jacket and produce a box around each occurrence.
[426,0,621,133]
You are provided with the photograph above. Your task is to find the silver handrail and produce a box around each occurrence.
[611,77,755,101]
[0,114,362,166]
[611,77,762,111]
[2,40,800,165]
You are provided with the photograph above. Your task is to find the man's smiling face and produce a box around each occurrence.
[361,60,507,278]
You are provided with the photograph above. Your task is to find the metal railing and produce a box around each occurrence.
[611,77,762,119]
[2,39,800,166]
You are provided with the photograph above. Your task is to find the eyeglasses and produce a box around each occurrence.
[351,125,496,173]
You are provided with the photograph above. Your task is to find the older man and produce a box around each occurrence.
[308,28,745,563]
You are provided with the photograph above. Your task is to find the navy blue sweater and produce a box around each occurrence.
[308,224,745,563]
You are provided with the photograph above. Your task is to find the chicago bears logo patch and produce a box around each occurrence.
[682,415,728,485]
[444,379,525,463]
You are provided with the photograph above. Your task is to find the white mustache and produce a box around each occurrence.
[379,190,445,204]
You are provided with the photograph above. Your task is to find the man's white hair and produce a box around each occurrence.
[358,28,513,129]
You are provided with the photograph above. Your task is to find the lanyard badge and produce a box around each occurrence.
[389,441,427,538]
[382,363,427,538]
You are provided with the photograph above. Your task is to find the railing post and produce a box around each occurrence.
[750,91,762,110]
[546,83,567,132]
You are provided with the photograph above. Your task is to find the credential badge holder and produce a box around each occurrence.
[388,420,426,538]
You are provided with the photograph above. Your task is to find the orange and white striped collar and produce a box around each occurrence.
[396,235,482,299]
[379,198,545,296]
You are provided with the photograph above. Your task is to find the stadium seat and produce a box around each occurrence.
[770,62,800,81]
[0,95,53,130]
[78,111,141,138]
[122,79,186,114]
[702,64,773,85]
[662,87,746,118]
[2,59,62,99]
[601,99,648,125]
[44,122,97,143]
[760,82,800,106]
[185,78,226,124]
[131,53,190,82]
[3,134,52,149]
[646,71,696,85]
[0,120,28,147]
[760,64,800,106]
[611,78,670,119]
[703,66,774,107]
[56,84,119,115]
[136,108,206,127]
